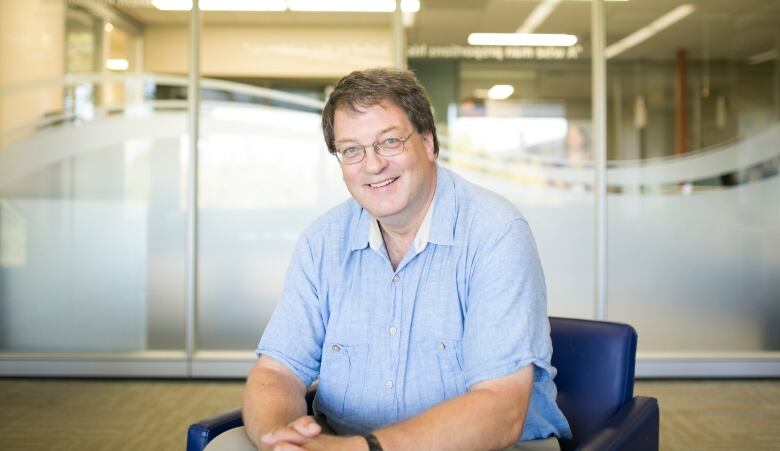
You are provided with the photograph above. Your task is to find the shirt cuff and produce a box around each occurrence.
[464,357,552,388]
[256,345,318,388]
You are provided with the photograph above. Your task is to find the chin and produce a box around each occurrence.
[368,203,404,221]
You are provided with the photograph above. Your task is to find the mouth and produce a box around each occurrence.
[367,177,399,189]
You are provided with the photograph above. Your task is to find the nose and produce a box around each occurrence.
[363,144,388,174]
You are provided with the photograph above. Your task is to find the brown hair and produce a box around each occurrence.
[322,67,439,157]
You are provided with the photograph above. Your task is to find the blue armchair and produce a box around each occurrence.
[187,317,659,451]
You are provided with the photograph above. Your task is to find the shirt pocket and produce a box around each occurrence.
[411,338,467,409]
[317,342,367,418]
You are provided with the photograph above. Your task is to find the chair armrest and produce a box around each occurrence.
[576,396,659,451]
[187,407,244,451]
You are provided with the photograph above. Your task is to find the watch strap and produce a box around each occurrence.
[364,433,384,451]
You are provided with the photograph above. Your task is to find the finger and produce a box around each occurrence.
[290,417,321,437]
[272,442,306,451]
[261,428,307,446]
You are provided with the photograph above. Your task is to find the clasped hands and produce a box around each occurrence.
[260,415,367,451]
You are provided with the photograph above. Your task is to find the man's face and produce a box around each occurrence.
[333,99,436,228]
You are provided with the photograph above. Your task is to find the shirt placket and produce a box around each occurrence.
[384,269,403,420]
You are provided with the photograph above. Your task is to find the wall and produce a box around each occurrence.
[0,0,65,143]
[144,25,393,79]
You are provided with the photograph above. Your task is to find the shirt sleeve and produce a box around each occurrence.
[461,218,554,388]
[256,234,326,388]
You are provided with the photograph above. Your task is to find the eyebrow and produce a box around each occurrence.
[334,126,401,145]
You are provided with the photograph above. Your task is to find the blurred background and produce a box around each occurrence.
[0,0,778,379]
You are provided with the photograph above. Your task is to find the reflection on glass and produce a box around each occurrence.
[410,0,595,318]
[605,1,780,352]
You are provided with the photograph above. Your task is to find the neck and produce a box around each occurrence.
[379,179,436,269]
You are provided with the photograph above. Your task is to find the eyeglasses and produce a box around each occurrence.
[334,130,415,165]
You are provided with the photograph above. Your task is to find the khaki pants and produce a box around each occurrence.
[204,425,560,451]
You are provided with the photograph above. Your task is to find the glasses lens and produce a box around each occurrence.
[337,147,364,164]
[377,136,407,157]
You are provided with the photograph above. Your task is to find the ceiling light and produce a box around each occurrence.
[488,85,514,100]
[152,0,287,11]
[605,4,695,58]
[202,0,286,10]
[468,33,577,47]
[106,59,129,71]
[401,0,420,13]
[288,0,419,12]
[153,0,419,12]
[104,22,114,32]
[517,0,561,34]
[152,0,191,10]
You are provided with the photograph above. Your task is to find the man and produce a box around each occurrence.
[242,68,571,451]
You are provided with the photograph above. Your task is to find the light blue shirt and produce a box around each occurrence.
[257,165,571,441]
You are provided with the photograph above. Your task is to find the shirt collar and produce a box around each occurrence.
[349,164,456,252]
[367,197,434,253]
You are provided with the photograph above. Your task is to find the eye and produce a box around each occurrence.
[381,137,401,147]
[340,146,361,158]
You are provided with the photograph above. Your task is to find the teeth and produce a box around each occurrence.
[370,178,396,188]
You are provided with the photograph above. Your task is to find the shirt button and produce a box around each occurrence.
[388,326,397,335]
[331,345,341,352]
[392,275,400,283]
[437,341,446,350]
[385,379,394,389]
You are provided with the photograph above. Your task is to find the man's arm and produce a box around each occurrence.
[298,364,534,451]
[243,355,319,450]
[371,363,534,451]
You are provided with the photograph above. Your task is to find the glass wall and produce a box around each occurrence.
[604,1,780,363]
[0,0,189,374]
[1,0,778,377]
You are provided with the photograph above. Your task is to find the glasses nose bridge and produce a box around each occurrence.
[361,140,388,167]
[358,141,381,161]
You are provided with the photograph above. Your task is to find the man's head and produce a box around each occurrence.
[324,68,439,230]
[322,68,439,158]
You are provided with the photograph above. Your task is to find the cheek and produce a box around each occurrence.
[341,167,356,185]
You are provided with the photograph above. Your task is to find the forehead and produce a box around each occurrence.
[333,99,410,138]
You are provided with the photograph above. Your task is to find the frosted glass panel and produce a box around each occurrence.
[608,128,780,352]
[441,158,595,320]
[0,116,188,353]
[196,103,348,351]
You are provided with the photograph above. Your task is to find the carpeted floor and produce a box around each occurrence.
[0,378,778,450]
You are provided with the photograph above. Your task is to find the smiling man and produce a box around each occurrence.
[241,68,571,451]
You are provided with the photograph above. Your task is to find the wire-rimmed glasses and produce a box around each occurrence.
[334,130,415,165]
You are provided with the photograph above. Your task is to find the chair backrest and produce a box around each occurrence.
[549,317,637,451]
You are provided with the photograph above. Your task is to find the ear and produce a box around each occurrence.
[421,131,435,162]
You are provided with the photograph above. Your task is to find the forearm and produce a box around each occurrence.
[374,388,527,451]
[374,366,533,451]
[242,358,308,450]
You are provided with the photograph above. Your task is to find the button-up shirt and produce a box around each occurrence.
[257,165,571,441]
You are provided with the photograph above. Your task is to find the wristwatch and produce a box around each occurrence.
[364,433,384,451]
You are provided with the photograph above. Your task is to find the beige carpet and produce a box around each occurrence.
[0,378,778,450]
[634,380,780,450]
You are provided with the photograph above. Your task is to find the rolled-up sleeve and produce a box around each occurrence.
[256,235,326,388]
[461,218,553,388]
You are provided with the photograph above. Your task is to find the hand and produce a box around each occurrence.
[261,415,322,449]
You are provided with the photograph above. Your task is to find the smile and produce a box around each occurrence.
[368,177,398,189]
